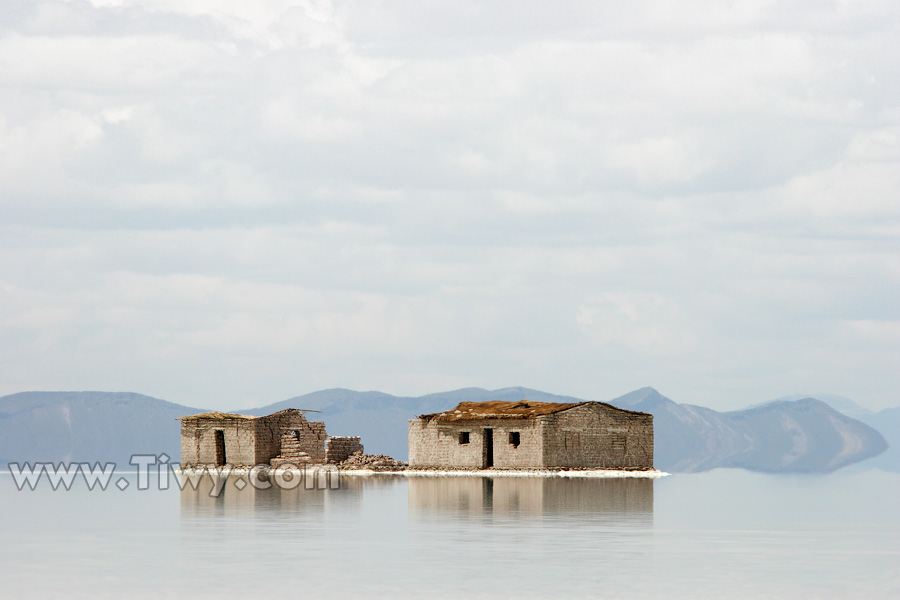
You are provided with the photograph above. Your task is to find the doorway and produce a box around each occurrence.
[483,428,493,468]
[215,430,226,466]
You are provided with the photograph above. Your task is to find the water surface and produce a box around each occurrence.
[1,469,897,598]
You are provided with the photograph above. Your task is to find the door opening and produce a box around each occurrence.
[483,428,494,468]
[215,430,226,466]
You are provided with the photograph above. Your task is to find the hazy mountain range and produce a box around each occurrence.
[0,391,197,468]
[1,387,894,474]
[611,388,890,472]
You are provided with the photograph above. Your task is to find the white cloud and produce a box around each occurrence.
[262,96,361,141]
[782,161,900,219]
[1,0,898,410]
[604,135,714,186]
[577,292,700,355]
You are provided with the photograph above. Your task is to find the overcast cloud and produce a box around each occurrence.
[1,0,898,410]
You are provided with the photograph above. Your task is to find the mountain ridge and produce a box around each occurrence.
[0,387,893,473]
[0,391,206,467]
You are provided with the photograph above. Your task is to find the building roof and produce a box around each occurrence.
[178,408,309,421]
[419,399,651,422]
[178,411,255,421]
[419,400,588,422]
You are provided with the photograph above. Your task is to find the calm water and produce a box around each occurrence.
[1,468,897,599]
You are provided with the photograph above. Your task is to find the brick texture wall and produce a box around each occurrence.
[180,415,258,467]
[408,419,543,468]
[541,404,653,469]
[253,411,326,464]
[325,436,364,463]
[408,402,653,469]
[179,409,327,467]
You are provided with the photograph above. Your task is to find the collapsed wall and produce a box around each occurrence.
[326,436,364,463]
[257,410,327,464]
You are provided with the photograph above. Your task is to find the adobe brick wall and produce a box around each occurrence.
[541,404,653,469]
[180,409,327,467]
[325,436,364,463]
[408,402,653,469]
[253,411,327,464]
[408,419,481,468]
[408,418,542,468]
[300,421,327,463]
[180,416,257,467]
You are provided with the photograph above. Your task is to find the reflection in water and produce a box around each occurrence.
[4,469,896,599]
[408,476,654,519]
[179,474,653,525]
[179,473,405,516]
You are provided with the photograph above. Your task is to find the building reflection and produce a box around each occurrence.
[179,472,654,522]
[178,471,383,517]
[408,477,654,519]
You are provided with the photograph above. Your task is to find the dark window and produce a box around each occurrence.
[214,430,226,466]
[459,431,470,444]
[509,431,520,448]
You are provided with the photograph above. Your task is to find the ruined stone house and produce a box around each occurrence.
[179,408,364,468]
[408,400,653,469]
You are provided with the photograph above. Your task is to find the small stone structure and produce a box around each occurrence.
[408,400,653,469]
[325,436,364,464]
[179,409,327,468]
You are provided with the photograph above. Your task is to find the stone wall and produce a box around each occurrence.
[180,409,328,467]
[180,415,257,467]
[253,410,326,465]
[325,436,364,463]
[408,402,653,470]
[541,404,653,469]
[408,418,542,468]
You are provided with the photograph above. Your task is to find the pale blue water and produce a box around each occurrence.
[1,469,897,599]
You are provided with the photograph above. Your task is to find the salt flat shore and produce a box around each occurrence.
[176,466,667,479]
[341,468,668,478]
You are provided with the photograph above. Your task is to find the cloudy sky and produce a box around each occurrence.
[1,0,898,411]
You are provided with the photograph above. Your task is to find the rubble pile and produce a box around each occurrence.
[339,450,408,471]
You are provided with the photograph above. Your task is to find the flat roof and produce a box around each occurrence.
[178,411,255,421]
[178,408,314,421]
[420,400,588,422]
[419,399,651,422]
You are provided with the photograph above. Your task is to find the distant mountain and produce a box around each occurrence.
[757,394,900,473]
[0,387,892,474]
[854,407,900,473]
[611,387,888,472]
[762,393,875,420]
[0,391,204,466]
[247,386,888,472]
[243,387,584,461]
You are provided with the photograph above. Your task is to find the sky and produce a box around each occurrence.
[1,0,898,411]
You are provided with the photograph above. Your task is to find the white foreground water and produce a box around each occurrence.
[1,467,897,598]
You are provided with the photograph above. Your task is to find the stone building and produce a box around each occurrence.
[179,409,327,468]
[408,400,653,469]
